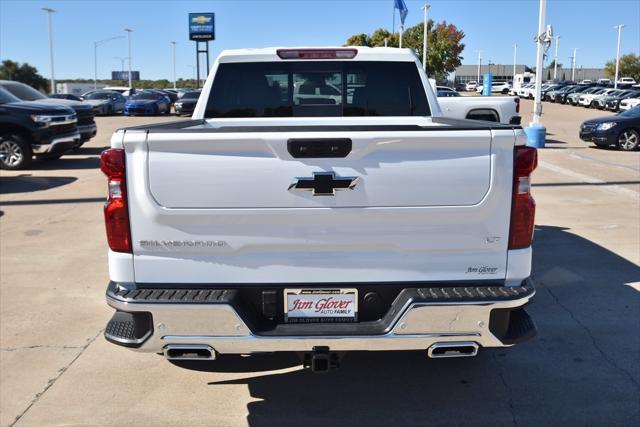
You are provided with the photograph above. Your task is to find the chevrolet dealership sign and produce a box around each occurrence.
[189,13,215,41]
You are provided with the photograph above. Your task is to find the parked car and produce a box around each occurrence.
[476,81,510,94]
[619,97,640,111]
[83,90,126,115]
[464,81,478,91]
[0,87,80,169]
[156,89,178,104]
[49,93,82,101]
[592,89,627,110]
[554,85,591,104]
[578,88,616,108]
[617,77,637,85]
[579,106,640,150]
[124,90,171,115]
[578,80,593,85]
[604,90,640,111]
[103,86,137,97]
[101,46,538,369]
[540,83,562,99]
[436,86,460,97]
[174,90,201,116]
[597,79,613,86]
[0,80,96,146]
[517,83,535,98]
[567,87,600,106]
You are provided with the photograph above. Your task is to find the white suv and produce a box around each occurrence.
[476,81,511,94]
[465,81,478,91]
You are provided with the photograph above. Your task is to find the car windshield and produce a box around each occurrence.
[1,82,47,101]
[618,106,640,117]
[206,61,430,118]
[131,91,158,100]
[182,91,200,99]
[0,87,21,104]
[87,92,116,100]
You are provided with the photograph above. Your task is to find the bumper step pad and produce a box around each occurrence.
[104,311,153,348]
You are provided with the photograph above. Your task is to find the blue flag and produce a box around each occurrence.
[394,0,408,25]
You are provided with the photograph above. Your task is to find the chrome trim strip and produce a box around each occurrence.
[32,132,81,154]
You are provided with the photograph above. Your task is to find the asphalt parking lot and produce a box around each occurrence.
[1,100,639,426]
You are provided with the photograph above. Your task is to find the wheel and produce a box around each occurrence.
[617,129,639,151]
[502,89,508,94]
[0,133,32,170]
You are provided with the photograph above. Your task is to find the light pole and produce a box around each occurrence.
[124,28,133,88]
[476,50,483,84]
[513,44,517,81]
[94,36,125,90]
[42,7,55,94]
[613,24,625,89]
[171,41,177,90]
[553,36,560,80]
[571,48,577,81]
[422,3,430,72]
[531,0,547,125]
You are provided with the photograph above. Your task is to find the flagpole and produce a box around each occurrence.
[399,25,403,48]
[392,4,395,34]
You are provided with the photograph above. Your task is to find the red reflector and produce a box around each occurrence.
[509,146,538,249]
[104,198,132,253]
[100,148,125,178]
[100,149,131,253]
[276,48,357,60]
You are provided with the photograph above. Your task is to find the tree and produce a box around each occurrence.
[604,53,640,82]
[346,33,370,46]
[0,60,49,92]
[345,20,464,80]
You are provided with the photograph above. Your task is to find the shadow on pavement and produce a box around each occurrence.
[67,146,109,156]
[31,156,100,170]
[175,225,640,426]
[0,175,77,194]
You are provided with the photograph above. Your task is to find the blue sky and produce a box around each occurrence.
[1,0,639,80]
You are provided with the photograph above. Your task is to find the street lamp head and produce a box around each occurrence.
[124,28,133,33]
[41,7,55,13]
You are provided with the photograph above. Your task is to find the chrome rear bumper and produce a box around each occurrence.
[105,281,536,354]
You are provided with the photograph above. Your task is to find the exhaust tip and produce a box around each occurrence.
[164,345,216,361]
[427,342,479,359]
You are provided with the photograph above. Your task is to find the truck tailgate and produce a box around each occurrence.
[125,125,516,284]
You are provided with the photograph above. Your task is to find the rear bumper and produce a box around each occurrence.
[105,280,536,354]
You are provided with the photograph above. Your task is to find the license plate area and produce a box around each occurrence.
[284,289,358,323]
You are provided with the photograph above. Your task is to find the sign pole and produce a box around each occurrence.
[195,42,201,89]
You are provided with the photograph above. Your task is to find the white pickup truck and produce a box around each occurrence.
[102,47,537,372]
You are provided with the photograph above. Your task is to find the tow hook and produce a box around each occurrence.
[302,346,341,373]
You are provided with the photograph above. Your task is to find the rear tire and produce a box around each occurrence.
[0,133,32,170]
[618,129,639,151]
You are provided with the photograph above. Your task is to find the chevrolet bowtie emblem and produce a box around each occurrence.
[288,172,360,196]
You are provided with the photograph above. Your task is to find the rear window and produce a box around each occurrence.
[205,61,430,118]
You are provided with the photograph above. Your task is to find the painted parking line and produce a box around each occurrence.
[538,160,640,198]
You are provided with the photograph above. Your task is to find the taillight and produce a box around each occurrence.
[276,48,357,60]
[509,146,537,249]
[515,97,520,113]
[100,148,131,253]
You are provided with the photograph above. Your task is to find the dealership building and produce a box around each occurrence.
[453,64,608,84]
